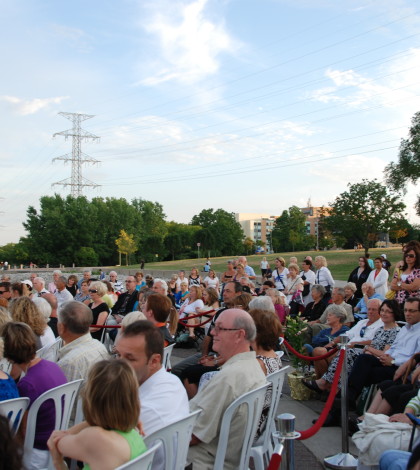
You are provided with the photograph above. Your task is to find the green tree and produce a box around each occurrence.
[164,222,201,260]
[115,230,137,266]
[75,247,99,266]
[191,209,244,256]
[385,111,420,214]
[272,206,311,252]
[326,179,406,255]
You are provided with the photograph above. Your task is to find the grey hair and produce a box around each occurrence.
[248,296,275,313]
[58,301,93,335]
[344,282,357,293]
[153,279,168,294]
[232,311,257,342]
[334,287,345,298]
[109,271,117,277]
[58,276,68,285]
[53,270,62,275]
[311,284,326,296]
[326,304,347,323]
[122,311,147,327]
[34,277,45,288]
[83,269,92,274]
[32,297,52,321]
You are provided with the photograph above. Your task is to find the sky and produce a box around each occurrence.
[1,0,420,246]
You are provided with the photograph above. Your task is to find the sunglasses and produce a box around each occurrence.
[405,253,415,259]
[359,326,367,338]
[88,289,98,294]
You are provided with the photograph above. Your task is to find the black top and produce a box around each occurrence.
[348,266,372,298]
[301,301,327,322]
[89,302,110,341]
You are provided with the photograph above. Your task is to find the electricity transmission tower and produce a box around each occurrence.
[52,112,100,197]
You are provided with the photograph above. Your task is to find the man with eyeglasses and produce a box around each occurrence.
[107,276,138,342]
[347,297,420,406]
[188,308,266,470]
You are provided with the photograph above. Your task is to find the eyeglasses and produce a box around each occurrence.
[359,326,367,338]
[88,289,98,294]
[405,253,415,259]
[213,325,241,333]
[404,308,419,314]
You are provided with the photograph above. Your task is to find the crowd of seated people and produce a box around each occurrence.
[0,245,419,469]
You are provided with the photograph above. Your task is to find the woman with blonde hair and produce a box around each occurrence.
[188,267,201,288]
[314,255,335,302]
[48,359,147,470]
[9,297,46,350]
[87,281,110,341]
[178,285,204,338]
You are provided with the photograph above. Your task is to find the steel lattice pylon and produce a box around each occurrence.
[52,112,100,197]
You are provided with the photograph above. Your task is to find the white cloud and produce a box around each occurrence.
[310,48,420,111]
[0,95,69,115]
[50,24,93,53]
[140,0,240,85]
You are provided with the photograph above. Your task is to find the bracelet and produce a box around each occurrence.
[214,357,218,366]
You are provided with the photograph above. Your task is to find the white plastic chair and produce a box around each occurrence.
[0,358,12,374]
[249,366,290,470]
[143,410,201,470]
[115,442,162,470]
[213,382,269,470]
[163,343,175,371]
[0,397,30,435]
[36,337,63,361]
[23,379,83,469]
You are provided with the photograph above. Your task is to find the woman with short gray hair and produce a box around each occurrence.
[301,284,327,322]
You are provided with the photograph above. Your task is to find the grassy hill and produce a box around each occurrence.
[121,247,404,281]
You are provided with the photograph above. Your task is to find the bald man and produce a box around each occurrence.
[188,309,266,470]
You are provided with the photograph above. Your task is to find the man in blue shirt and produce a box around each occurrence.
[354,282,384,318]
[237,256,256,280]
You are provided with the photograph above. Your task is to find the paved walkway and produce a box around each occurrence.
[171,346,358,469]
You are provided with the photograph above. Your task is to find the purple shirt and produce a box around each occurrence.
[18,359,67,450]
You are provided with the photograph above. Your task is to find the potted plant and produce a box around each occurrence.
[284,315,314,400]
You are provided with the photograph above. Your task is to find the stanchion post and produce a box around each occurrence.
[324,335,358,470]
[275,413,299,470]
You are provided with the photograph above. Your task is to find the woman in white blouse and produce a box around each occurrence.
[314,256,335,301]
[367,257,389,298]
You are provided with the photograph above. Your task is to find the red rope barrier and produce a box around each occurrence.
[178,310,216,328]
[297,348,345,440]
[266,453,282,470]
[283,339,338,361]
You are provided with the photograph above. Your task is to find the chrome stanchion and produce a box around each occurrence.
[324,335,358,470]
[273,413,300,470]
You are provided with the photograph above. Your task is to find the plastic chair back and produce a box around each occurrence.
[144,410,201,470]
[115,442,162,470]
[0,397,30,435]
[24,379,83,464]
[250,366,290,470]
[36,337,63,362]
[163,343,175,371]
[0,358,12,374]
[213,382,269,470]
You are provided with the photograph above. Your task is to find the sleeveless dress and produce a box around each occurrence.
[83,428,147,470]
[255,355,283,438]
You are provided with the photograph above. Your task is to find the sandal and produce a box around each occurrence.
[301,379,323,394]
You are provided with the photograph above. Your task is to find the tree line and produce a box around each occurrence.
[1,111,420,265]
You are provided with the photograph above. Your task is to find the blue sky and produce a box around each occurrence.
[1,0,420,245]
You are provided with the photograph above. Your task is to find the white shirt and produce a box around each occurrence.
[40,326,56,348]
[367,268,389,298]
[139,366,189,435]
[54,288,74,307]
[204,276,219,290]
[345,318,384,343]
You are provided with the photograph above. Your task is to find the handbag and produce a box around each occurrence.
[385,269,402,299]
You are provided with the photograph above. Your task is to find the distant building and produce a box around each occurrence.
[235,213,277,252]
[236,206,329,252]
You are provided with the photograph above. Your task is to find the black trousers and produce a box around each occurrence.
[348,353,397,402]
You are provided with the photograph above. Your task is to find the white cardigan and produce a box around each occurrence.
[366,268,389,298]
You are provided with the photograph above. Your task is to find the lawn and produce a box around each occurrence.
[120,247,404,281]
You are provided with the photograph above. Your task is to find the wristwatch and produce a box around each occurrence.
[391,359,396,365]
[397,282,402,287]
